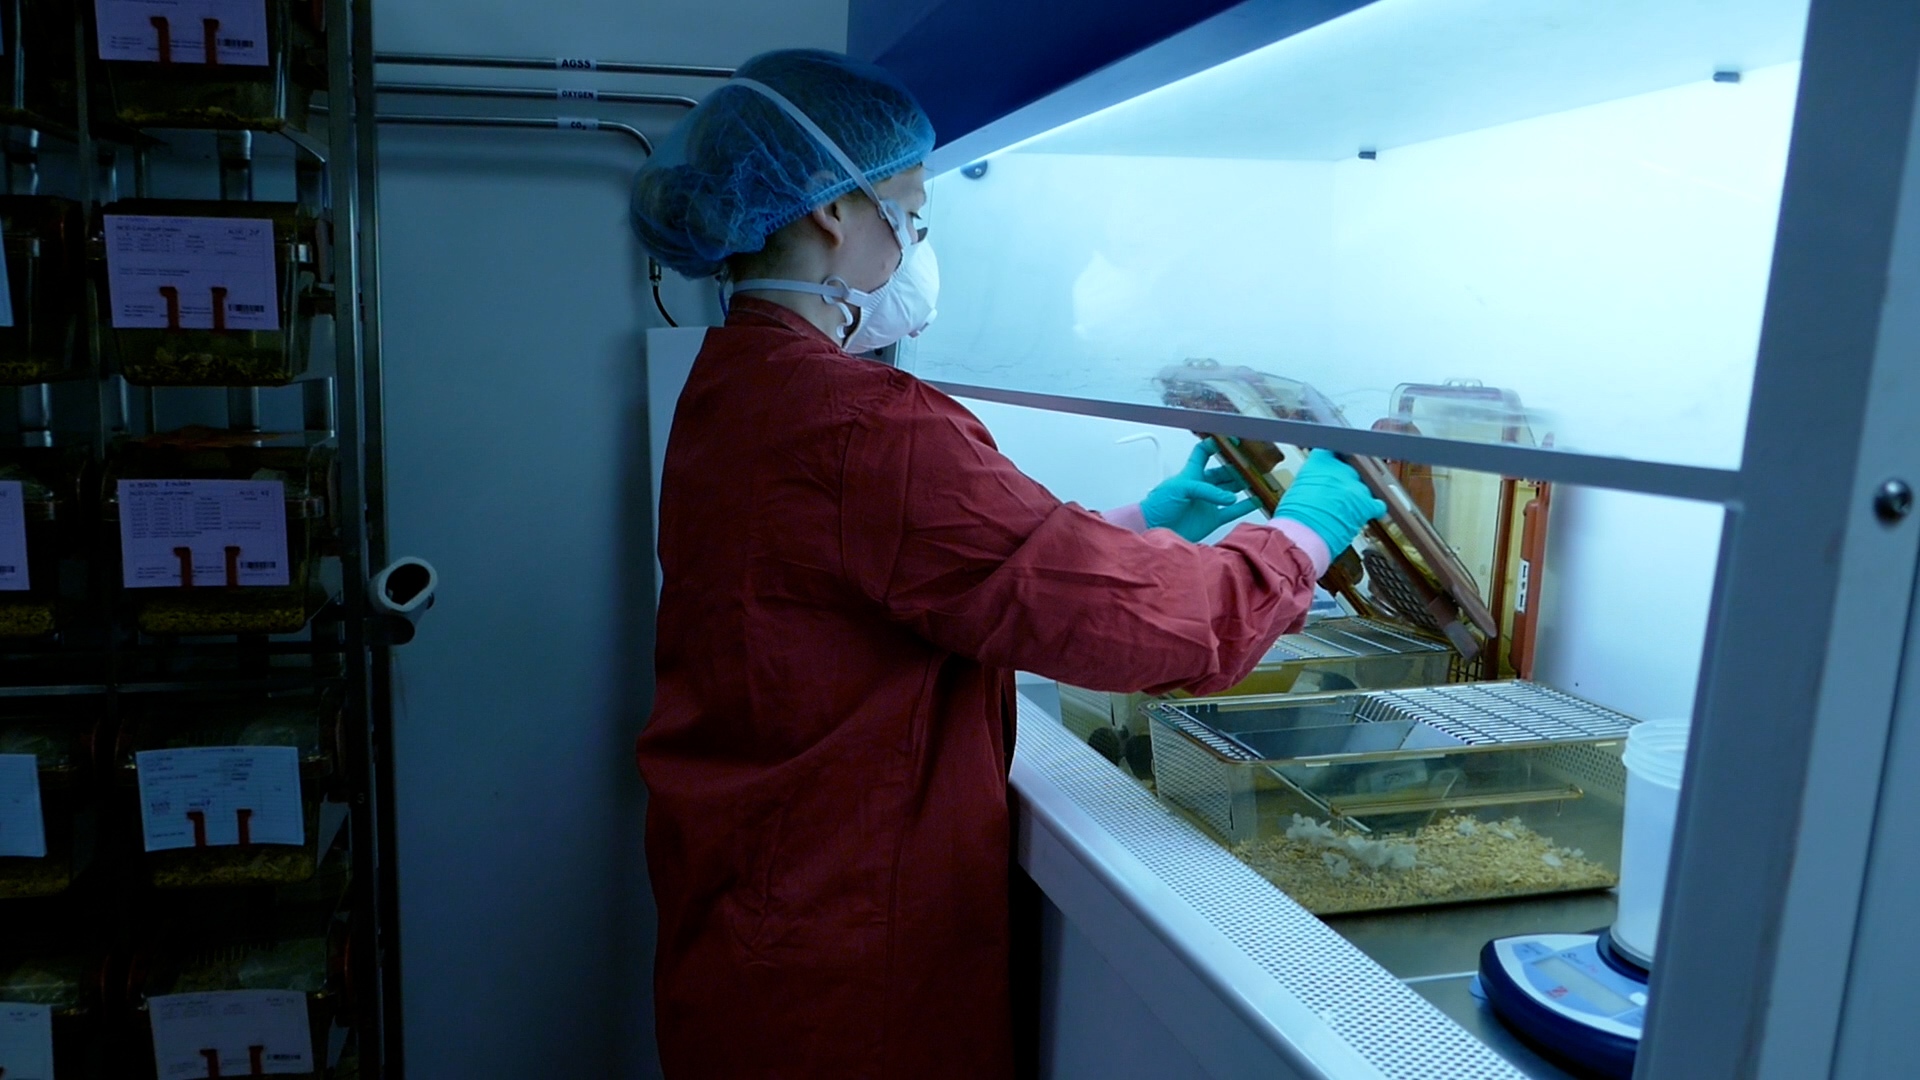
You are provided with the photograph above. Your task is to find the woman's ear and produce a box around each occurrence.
[806,196,851,249]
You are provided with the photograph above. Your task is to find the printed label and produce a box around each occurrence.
[104,214,280,332]
[0,1002,55,1080]
[556,87,597,101]
[1516,559,1532,614]
[0,754,45,858]
[95,0,271,66]
[149,991,313,1078]
[0,482,29,592]
[118,479,290,589]
[558,116,600,131]
[136,745,303,852]
[555,56,596,70]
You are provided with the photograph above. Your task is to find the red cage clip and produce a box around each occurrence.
[160,285,182,330]
[211,286,229,332]
[174,547,194,588]
[203,18,220,66]
[224,545,241,588]
[151,16,173,64]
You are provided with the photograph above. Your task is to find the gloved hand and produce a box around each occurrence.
[1273,449,1389,554]
[1141,440,1260,542]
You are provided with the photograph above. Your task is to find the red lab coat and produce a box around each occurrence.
[637,298,1318,1078]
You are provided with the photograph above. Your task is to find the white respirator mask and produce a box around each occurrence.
[727,77,940,353]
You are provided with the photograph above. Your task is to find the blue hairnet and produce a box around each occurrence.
[631,49,936,279]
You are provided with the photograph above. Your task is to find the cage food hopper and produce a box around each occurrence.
[0,0,83,130]
[0,949,98,1077]
[129,830,355,1080]
[1060,617,1453,777]
[118,687,341,888]
[103,432,334,636]
[0,445,85,638]
[95,0,323,132]
[1156,360,1502,660]
[0,707,93,899]
[1147,681,1637,914]
[103,199,321,387]
[0,196,86,384]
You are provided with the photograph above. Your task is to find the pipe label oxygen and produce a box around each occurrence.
[557,87,598,100]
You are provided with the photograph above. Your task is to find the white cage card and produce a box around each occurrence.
[149,991,312,1078]
[0,1002,55,1080]
[0,753,45,858]
[0,481,29,591]
[104,214,280,332]
[118,479,290,589]
[95,0,270,66]
[136,745,302,852]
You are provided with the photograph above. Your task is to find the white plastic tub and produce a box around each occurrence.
[1612,718,1691,966]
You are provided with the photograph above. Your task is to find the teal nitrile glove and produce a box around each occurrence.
[1273,449,1389,554]
[1141,439,1260,542]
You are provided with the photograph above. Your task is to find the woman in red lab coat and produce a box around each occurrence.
[630,49,1385,1079]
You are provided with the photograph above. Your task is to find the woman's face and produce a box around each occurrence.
[839,166,928,292]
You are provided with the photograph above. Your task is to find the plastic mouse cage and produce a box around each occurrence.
[1147,681,1638,915]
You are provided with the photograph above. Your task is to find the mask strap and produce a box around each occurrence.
[731,276,880,338]
[729,78,886,207]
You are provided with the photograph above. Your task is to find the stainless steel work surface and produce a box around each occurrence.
[1327,892,1620,1080]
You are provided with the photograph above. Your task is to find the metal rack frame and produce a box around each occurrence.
[332,42,727,1078]
[0,0,398,1075]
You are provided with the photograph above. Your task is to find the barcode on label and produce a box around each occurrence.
[243,560,277,570]
[220,38,255,48]
[230,303,267,313]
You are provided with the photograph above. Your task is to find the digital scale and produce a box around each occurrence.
[1477,932,1651,1080]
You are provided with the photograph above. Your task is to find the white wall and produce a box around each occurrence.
[370,4,846,1078]
[907,64,1800,471]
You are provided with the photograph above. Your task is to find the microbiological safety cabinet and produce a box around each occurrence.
[852,0,1920,1077]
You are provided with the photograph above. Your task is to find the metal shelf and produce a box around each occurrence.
[374,51,733,79]
[930,380,1744,505]
[0,0,398,1075]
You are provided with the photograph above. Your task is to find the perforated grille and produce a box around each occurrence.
[1146,712,1244,839]
[1152,709,1257,761]
[1269,618,1453,661]
[1362,682,1638,745]
[1539,743,1631,804]
[1018,699,1528,1080]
